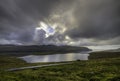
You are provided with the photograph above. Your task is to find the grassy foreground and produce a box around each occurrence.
[0,51,120,81]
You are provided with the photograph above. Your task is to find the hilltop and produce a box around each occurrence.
[0,45,91,56]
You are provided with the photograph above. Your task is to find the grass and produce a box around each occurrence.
[0,51,120,81]
[0,58,120,81]
[89,51,120,59]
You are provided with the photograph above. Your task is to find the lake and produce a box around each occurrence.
[19,45,120,63]
[19,52,90,63]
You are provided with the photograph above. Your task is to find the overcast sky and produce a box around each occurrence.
[0,0,120,46]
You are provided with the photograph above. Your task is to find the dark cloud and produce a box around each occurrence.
[0,0,120,45]
[0,0,62,44]
[66,0,120,41]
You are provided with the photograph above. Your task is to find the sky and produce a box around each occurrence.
[0,0,120,46]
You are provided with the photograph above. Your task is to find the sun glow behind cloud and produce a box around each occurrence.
[0,0,120,45]
[36,22,56,38]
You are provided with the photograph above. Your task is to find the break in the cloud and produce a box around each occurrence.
[0,0,120,46]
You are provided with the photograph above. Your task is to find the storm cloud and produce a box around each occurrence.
[67,0,120,39]
[0,0,120,45]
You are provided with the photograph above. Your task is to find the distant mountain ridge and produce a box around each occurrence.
[0,45,91,56]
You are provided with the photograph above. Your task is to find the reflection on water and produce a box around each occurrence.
[19,53,89,63]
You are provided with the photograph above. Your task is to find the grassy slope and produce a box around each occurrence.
[0,55,120,81]
[89,51,120,59]
[0,58,120,81]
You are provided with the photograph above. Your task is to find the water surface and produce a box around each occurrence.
[19,52,89,63]
[20,45,120,63]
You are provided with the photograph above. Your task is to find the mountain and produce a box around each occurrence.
[0,45,91,56]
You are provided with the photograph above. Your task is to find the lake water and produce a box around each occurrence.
[19,52,90,63]
[19,45,120,63]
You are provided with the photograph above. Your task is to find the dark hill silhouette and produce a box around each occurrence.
[0,45,92,56]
